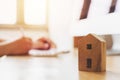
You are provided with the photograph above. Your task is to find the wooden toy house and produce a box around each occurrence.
[78,33,106,72]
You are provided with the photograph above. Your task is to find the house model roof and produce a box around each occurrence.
[78,33,106,72]
[86,33,106,42]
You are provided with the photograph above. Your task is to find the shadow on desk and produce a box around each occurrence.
[102,34,120,56]
[107,49,120,56]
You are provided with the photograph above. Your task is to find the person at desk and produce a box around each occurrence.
[0,37,56,56]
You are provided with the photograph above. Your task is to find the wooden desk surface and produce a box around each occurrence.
[0,51,120,80]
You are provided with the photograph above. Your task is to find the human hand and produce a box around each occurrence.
[0,37,32,56]
[0,39,5,42]
[32,37,56,50]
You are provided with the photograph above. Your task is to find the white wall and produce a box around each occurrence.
[48,0,74,50]
[70,0,120,36]
[70,13,120,36]
[48,0,120,50]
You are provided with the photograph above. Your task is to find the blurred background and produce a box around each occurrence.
[0,0,120,54]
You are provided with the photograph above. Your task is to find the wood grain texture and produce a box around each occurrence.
[74,36,84,48]
[78,34,106,72]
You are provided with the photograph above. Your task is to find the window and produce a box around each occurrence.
[0,0,16,24]
[86,58,92,68]
[24,0,47,25]
[87,44,92,49]
[0,0,48,29]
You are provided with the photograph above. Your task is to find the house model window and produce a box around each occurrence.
[87,58,92,68]
[78,34,106,72]
[87,44,92,49]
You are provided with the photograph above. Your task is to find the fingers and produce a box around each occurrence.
[32,37,56,50]
[38,37,56,48]
[32,40,50,50]
[0,37,56,56]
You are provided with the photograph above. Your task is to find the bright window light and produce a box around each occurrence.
[24,0,46,25]
[0,0,16,24]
